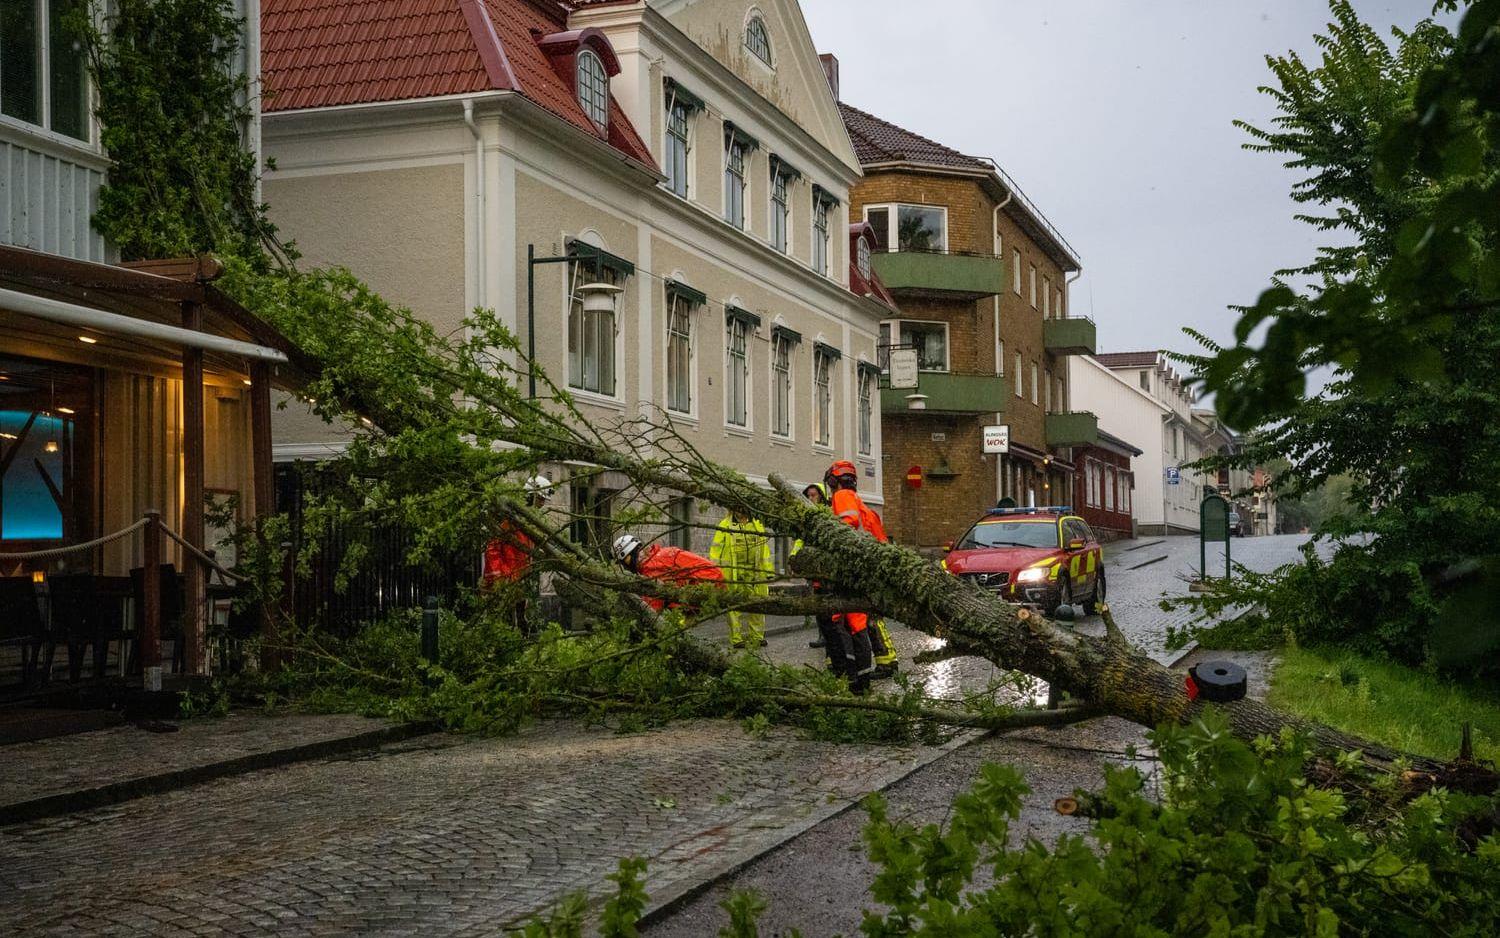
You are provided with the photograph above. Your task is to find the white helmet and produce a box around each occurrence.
[611,533,643,563]
[523,475,554,499]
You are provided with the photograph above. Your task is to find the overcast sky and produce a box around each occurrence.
[802,0,1450,358]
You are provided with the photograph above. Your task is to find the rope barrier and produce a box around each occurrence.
[158,521,246,583]
[0,517,152,561]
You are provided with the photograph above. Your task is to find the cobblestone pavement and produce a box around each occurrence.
[0,713,398,809]
[0,719,973,937]
[644,717,1154,938]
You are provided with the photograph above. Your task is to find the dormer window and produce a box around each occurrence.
[745,15,773,67]
[857,236,872,279]
[577,49,609,128]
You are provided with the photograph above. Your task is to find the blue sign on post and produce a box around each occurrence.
[1165,467,1181,485]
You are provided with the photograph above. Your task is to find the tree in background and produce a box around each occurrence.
[1192,0,1500,675]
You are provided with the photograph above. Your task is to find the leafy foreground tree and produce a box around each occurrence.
[1187,0,1500,676]
[521,715,1500,937]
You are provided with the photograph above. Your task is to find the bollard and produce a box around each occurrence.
[421,596,440,665]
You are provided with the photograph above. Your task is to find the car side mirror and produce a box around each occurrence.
[942,541,953,553]
[1067,538,1086,552]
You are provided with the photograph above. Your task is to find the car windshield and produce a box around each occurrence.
[956,519,1059,550]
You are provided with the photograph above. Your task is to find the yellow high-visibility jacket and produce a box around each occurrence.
[709,515,775,586]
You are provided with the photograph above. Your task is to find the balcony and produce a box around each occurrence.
[1046,411,1100,446]
[881,372,1009,415]
[870,251,1005,299]
[1043,316,1097,355]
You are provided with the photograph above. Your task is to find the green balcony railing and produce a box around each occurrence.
[881,372,1009,414]
[1043,316,1097,355]
[870,251,1006,298]
[1046,411,1100,446]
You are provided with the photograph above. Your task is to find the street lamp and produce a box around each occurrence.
[526,245,626,399]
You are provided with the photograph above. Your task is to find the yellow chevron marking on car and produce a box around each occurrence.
[1086,551,1097,573]
[1069,554,1081,578]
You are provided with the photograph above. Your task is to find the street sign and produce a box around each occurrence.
[905,465,923,489]
[982,424,1010,454]
[1165,466,1181,485]
[888,349,919,389]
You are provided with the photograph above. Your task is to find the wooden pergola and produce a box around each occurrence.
[0,245,316,676]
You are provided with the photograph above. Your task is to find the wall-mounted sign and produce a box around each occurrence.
[982,425,1010,454]
[931,432,947,443]
[1165,466,1182,485]
[888,349,919,389]
[905,466,923,489]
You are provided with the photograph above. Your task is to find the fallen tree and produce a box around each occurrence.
[218,262,1497,796]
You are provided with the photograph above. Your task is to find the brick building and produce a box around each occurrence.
[1072,431,1141,540]
[828,60,1094,549]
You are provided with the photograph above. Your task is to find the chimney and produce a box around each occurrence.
[819,53,840,100]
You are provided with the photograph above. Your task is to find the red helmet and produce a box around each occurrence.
[825,460,858,482]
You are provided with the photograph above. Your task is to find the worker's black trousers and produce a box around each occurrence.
[817,613,873,694]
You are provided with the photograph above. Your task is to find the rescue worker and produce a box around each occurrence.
[482,474,552,631]
[611,533,724,613]
[709,509,774,649]
[823,461,878,693]
[823,461,902,683]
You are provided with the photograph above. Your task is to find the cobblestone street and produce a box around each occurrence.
[0,534,1314,935]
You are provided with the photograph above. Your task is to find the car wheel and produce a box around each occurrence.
[1046,577,1071,618]
[1083,570,1105,616]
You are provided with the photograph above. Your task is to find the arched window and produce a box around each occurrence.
[577,49,609,128]
[745,15,773,66]
[857,236,872,279]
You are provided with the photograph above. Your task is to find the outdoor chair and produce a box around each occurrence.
[46,574,131,682]
[0,577,48,689]
[129,563,185,674]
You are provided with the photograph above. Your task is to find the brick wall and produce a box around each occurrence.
[879,413,996,548]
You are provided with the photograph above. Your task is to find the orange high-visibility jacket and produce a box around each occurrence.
[828,489,875,633]
[637,544,725,611]
[482,521,533,586]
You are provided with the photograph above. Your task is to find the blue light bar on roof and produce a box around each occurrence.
[986,505,1073,516]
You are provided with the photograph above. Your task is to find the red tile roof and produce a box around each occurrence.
[262,0,656,170]
[1093,351,1163,369]
[838,102,990,171]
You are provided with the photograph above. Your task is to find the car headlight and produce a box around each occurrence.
[1015,567,1050,584]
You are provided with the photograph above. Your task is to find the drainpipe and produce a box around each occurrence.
[992,189,1013,506]
[463,98,487,312]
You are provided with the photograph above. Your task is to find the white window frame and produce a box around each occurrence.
[665,290,696,416]
[813,346,836,448]
[884,319,950,373]
[1044,368,1052,413]
[1056,288,1065,319]
[724,131,747,229]
[576,49,609,129]
[1012,249,1022,294]
[770,165,791,253]
[1031,361,1039,405]
[856,235,872,279]
[566,255,623,401]
[770,330,794,440]
[1029,264,1038,308]
[1105,466,1116,511]
[997,339,1006,376]
[812,193,832,275]
[0,0,93,146]
[725,315,753,430]
[857,366,874,456]
[1014,351,1023,397]
[744,12,774,68]
[1043,277,1051,318]
[664,94,692,199]
[863,203,949,254]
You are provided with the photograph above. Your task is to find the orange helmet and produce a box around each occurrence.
[825,460,858,483]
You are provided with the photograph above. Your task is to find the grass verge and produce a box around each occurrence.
[1266,645,1500,763]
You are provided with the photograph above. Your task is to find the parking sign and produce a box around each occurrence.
[1165,467,1181,485]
